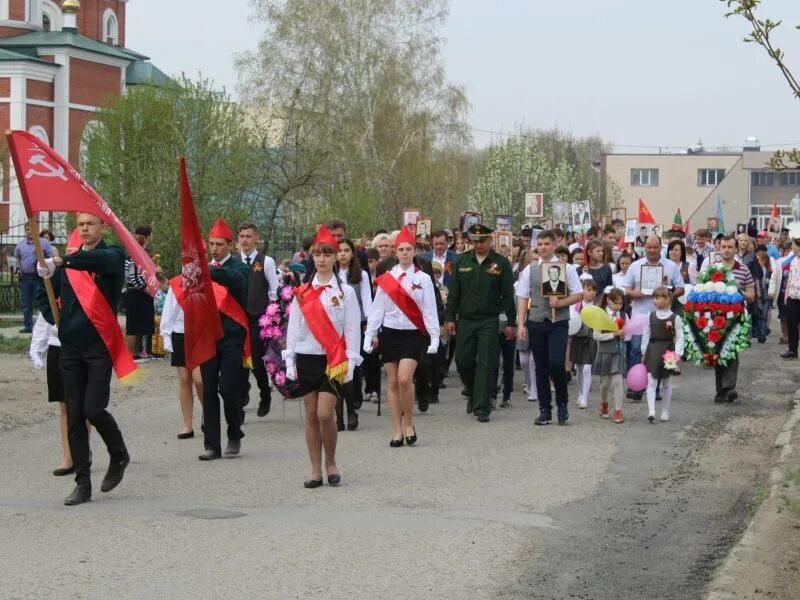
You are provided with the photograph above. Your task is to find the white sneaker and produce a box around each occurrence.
[577,401,587,409]
[660,413,670,422]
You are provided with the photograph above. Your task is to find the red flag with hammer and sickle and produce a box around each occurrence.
[5,130,159,296]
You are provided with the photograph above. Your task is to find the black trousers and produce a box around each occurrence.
[528,319,570,415]
[240,316,272,408]
[714,358,740,395]
[60,345,127,489]
[201,344,245,452]
[363,352,381,395]
[786,298,800,354]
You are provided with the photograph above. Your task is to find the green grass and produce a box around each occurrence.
[0,334,30,354]
[782,495,800,517]
[752,486,769,510]
[787,468,800,489]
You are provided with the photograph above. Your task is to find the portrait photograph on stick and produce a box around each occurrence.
[611,207,626,224]
[525,192,544,218]
[462,211,482,233]
[495,214,513,232]
[402,208,420,232]
[640,264,663,296]
[415,217,432,240]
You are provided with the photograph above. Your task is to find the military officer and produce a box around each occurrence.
[445,223,516,423]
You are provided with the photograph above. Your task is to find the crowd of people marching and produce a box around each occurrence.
[24,211,800,505]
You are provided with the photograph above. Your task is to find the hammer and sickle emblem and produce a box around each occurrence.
[25,154,68,181]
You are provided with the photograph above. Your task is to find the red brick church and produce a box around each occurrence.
[0,0,164,241]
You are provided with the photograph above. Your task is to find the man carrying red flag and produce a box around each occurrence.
[36,212,131,506]
[198,218,250,461]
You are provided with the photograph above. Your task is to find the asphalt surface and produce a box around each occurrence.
[0,338,795,599]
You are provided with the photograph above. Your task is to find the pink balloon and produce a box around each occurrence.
[624,314,648,337]
[626,364,648,392]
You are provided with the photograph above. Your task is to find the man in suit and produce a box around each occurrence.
[543,265,567,296]
[237,223,278,418]
[424,230,457,286]
[199,218,250,461]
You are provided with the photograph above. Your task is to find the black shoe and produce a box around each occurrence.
[648,415,655,423]
[534,413,551,426]
[758,336,766,344]
[257,401,270,417]
[389,438,404,448]
[53,466,75,476]
[100,454,130,493]
[347,414,359,430]
[198,449,222,461]
[19,328,32,334]
[466,402,473,414]
[461,388,471,398]
[405,427,417,446]
[727,390,739,403]
[304,478,324,489]
[631,392,643,403]
[428,394,440,404]
[626,390,636,399]
[477,415,490,423]
[714,394,727,403]
[224,439,241,456]
[781,351,798,359]
[557,404,569,425]
[337,421,345,432]
[64,485,91,506]
[327,473,342,486]
[177,431,194,440]
[418,397,429,413]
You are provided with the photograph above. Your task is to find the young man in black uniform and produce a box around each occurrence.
[237,223,278,417]
[36,213,129,506]
[199,219,250,461]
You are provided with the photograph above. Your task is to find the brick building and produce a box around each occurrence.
[0,0,163,242]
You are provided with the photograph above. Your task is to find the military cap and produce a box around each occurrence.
[468,222,493,240]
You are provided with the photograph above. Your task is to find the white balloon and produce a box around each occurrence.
[568,312,583,335]
[678,284,692,304]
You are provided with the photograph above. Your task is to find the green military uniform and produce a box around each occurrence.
[445,224,516,420]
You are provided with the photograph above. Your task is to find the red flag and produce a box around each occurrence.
[178,156,223,370]
[683,218,691,236]
[638,198,656,224]
[771,203,779,218]
[5,130,158,295]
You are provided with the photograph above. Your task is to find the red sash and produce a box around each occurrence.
[170,277,251,367]
[294,283,348,382]
[375,271,426,334]
[66,270,137,382]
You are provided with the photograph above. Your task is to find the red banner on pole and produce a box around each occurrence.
[5,129,159,296]
[177,156,223,370]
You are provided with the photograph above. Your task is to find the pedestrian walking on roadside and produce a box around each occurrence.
[593,287,628,423]
[641,287,684,423]
[781,235,800,359]
[284,226,361,488]
[36,213,130,506]
[516,230,582,426]
[446,223,516,423]
[571,277,598,409]
[14,222,55,334]
[364,226,439,445]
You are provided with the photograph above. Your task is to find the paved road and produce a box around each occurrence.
[0,339,795,599]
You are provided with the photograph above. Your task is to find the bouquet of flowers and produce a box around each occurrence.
[662,350,679,374]
[259,271,304,399]
[682,264,750,367]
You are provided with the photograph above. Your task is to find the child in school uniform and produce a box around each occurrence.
[593,287,627,423]
[570,276,597,409]
[641,286,684,423]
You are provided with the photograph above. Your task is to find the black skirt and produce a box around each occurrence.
[125,289,155,335]
[170,333,186,368]
[46,345,64,403]
[378,327,425,364]
[296,353,344,398]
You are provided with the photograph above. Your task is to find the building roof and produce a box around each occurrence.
[0,47,56,65]
[0,30,148,62]
[126,61,172,87]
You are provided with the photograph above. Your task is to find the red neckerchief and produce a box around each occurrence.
[294,282,348,382]
[375,267,426,334]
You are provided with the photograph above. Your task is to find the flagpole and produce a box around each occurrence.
[28,214,60,326]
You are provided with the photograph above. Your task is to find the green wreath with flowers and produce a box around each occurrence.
[682,264,751,367]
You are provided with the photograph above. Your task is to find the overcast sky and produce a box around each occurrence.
[127,0,800,151]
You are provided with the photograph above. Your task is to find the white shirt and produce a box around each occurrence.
[364,263,440,353]
[515,256,582,299]
[622,257,685,315]
[29,313,59,369]
[336,269,373,321]
[159,287,184,354]
[283,275,363,377]
[641,309,685,357]
[240,250,279,301]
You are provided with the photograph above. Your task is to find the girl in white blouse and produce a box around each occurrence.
[284,227,362,488]
[364,227,439,447]
[335,237,373,431]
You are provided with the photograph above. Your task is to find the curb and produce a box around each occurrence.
[705,393,800,600]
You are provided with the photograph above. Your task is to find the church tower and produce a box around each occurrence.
[0,1,127,46]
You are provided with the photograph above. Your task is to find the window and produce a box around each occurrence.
[104,10,118,45]
[42,14,50,32]
[751,171,774,186]
[780,171,800,186]
[630,168,659,186]
[41,1,62,32]
[697,168,725,187]
[29,126,49,145]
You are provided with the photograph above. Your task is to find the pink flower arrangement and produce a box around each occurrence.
[260,276,303,399]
